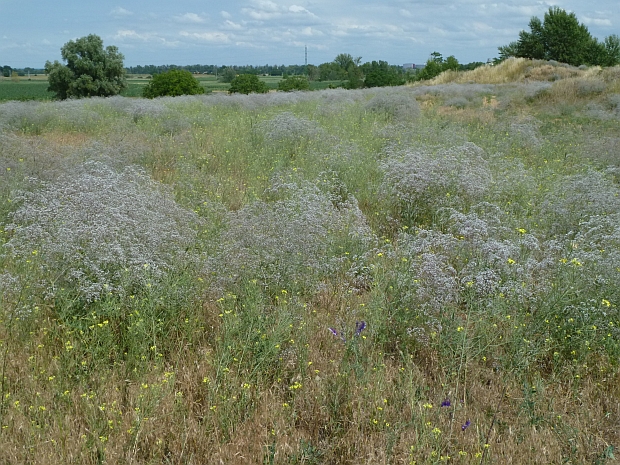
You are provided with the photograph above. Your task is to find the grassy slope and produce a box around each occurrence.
[0,60,620,464]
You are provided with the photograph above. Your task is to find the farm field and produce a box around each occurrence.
[0,74,345,101]
[1,58,620,464]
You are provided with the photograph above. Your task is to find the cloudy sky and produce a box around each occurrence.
[1,1,618,68]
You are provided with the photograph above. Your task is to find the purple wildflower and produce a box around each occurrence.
[328,327,346,343]
[355,321,366,337]
[441,399,451,407]
[461,420,471,431]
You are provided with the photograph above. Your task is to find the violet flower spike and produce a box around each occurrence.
[354,321,366,337]
[328,327,346,343]
[461,420,471,431]
[441,399,451,407]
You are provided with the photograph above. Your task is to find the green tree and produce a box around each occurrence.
[517,16,546,60]
[1,65,11,78]
[363,61,405,87]
[542,7,592,65]
[142,69,205,98]
[331,53,363,89]
[228,74,269,94]
[44,34,126,99]
[414,53,460,81]
[499,7,619,66]
[443,55,460,71]
[318,62,347,81]
[306,64,319,81]
[601,35,620,67]
[278,75,310,91]
[334,53,361,70]
[219,67,237,83]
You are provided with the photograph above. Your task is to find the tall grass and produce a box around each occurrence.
[1,66,619,464]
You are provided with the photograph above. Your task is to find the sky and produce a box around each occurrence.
[1,1,618,68]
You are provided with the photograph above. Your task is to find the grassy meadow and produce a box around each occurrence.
[1,58,620,464]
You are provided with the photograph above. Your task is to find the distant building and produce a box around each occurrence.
[403,63,425,71]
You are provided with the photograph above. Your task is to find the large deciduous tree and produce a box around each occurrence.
[499,7,620,67]
[45,34,127,99]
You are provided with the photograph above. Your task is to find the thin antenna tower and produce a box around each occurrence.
[305,45,308,67]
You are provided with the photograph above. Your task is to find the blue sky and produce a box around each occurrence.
[1,1,618,68]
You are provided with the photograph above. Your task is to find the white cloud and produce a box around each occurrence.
[241,8,282,20]
[110,7,133,17]
[251,0,280,12]
[113,30,180,47]
[180,31,231,43]
[233,40,266,49]
[289,5,319,18]
[114,30,149,40]
[300,26,323,36]
[223,20,243,30]
[583,16,612,26]
[174,13,207,24]
[221,11,232,19]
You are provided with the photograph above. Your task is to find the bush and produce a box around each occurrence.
[278,75,310,92]
[380,142,492,225]
[209,171,374,296]
[143,69,205,98]
[229,74,269,94]
[364,88,421,121]
[4,161,202,303]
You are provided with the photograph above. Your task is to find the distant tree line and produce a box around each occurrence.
[1,66,45,77]
[125,54,487,89]
[125,63,308,77]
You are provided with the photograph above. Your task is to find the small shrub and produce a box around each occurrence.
[209,171,374,296]
[444,96,470,108]
[278,75,310,92]
[229,74,269,94]
[256,111,327,157]
[4,161,202,303]
[380,142,492,225]
[576,78,606,96]
[540,170,620,235]
[364,88,421,121]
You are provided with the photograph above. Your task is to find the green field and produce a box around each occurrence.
[2,59,619,464]
[0,75,345,101]
[0,77,55,101]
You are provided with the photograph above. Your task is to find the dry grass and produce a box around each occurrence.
[2,79,620,464]
[423,57,601,85]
